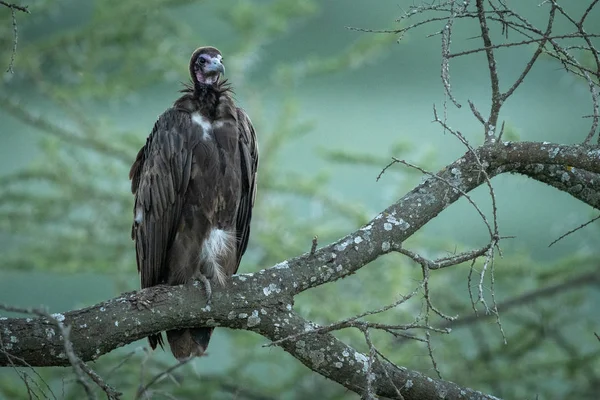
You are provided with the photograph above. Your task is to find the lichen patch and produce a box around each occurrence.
[247,310,261,327]
[263,283,281,296]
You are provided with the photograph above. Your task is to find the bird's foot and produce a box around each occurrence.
[131,285,172,311]
[131,293,152,311]
[195,274,213,305]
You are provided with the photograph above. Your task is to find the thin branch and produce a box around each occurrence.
[488,245,507,344]
[310,236,318,255]
[1,1,30,73]
[548,214,600,247]
[497,121,506,141]
[59,325,95,400]
[78,361,122,400]
[264,284,427,348]
[467,259,479,316]
[546,0,599,143]
[433,105,500,237]
[432,244,494,269]
[579,0,600,27]
[439,0,465,108]
[361,328,377,400]
[439,268,600,331]
[0,305,95,399]
[373,348,405,400]
[389,155,493,238]
[501,3,556,102]
[0,1,29,12]
[0,304,120,399]
[448,32,600,58]
[104,350,138,380]
[376,157,400,182]
[476,0,501,141]
[136,358,193,400]
[0,332,57,400]
[468,100,486,125]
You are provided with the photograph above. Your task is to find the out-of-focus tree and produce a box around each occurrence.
[0,1,401,399]
[0,1,599,400]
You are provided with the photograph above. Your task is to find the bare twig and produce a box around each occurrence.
[580,0,600,26]
[0,304,121,399]
[104,350,138,379]
[58,325,95,400]
[421,266,443,379]
[376,157,399,182]
[135,357,193,400]
[497,121,506,141]
[476,0,501,141]
[432,105,500,239]
[0,332,57,400]
[0,305,95,399]
[501,3,556,102]
[361,328,377,400]
[433,103,505,341]
[1,1,30,73]
[310,235,318,255]
[468,100,486,125]
[488,245,507,344]
[381,0,599,145]
[548,214,600,247]
[436,268,600,332]
[0,1,28,12]
[78,361,121,400]
[466,259,478,316]
[447,32,600,58]
[439,1,466,108]
[389,155,493,238]
[264,284,429,348]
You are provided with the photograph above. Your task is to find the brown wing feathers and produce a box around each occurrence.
[234,108,258,269]
[131,110,198,289]
[129,47,258,359]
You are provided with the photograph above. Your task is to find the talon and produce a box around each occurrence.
[197,274,213,305]
[132,296,152,311]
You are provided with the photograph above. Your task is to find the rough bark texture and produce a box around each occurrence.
[1,141,599,400]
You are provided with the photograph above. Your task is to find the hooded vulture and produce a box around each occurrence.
[129,46,258,360]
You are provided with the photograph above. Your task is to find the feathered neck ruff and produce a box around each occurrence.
[180,78,232,97]
[175,79,233,119]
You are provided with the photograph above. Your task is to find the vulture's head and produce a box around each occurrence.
[190,46,225,86]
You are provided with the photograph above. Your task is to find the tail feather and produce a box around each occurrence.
[148,333,164,350]
[166,328,213,360]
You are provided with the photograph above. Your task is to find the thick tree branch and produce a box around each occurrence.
[1,141,598,399]
[514,163,600,209]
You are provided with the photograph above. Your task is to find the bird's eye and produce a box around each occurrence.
[198,57,206,64]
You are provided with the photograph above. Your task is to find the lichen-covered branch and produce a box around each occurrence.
[1,141,598,399]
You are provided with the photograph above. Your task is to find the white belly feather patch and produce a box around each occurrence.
[200,228,235,286]
[191,112,212,140]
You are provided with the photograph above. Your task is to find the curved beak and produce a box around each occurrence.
[208,58,225,75]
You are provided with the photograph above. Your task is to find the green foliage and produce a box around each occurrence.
[501,123,521,142]
[0,1,399,398]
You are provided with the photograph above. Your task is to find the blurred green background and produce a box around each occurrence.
[1,1,599,399]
